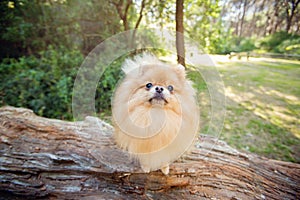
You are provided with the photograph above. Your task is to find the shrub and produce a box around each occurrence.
[219,36,257,54]
[95,57,124,117]
[277,38,300,54]
[259,31,300,53]
[0,46,127,120]
[0,46,83,120]
[239,38,256,52]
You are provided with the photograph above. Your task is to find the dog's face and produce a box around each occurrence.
[146,82,172,105]
[125,64,186,113]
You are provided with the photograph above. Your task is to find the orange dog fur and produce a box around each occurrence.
[112,54,199,174]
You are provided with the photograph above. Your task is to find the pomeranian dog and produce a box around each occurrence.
[112,53,199,174]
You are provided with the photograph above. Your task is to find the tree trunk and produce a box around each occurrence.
[285,0,300,33]
[0,106,299,199]
[131,0,148,49]
[176,0,185,67]
[113,0,149,49]
[239,0,248,38]
[112,0,132,47]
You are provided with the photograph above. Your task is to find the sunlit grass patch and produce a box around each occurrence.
[187,69,208,93]
[254,60,300,71]
[186,69,211,135]
[213,56,300,162]
[246,119,282,136]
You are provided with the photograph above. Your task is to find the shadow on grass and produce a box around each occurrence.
[213,56,300,163]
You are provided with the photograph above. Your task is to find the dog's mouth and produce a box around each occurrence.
[149,94,168,104]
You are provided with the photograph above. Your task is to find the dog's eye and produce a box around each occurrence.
[146,83,153,89]
[167,85,174,92]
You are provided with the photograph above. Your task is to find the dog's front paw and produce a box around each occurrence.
[161,164,169,175]
[141,165,151,173]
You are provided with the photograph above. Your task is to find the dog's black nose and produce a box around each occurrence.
[155,86,164,93]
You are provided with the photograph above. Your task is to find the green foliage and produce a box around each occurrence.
[259,31,291,52]
[239,38,257,52]
[219,36,257,54]
[277,38,300,54]
[218,31,300,55]
[185,0,222,54]
[259,31,300,53]
[0,0,121,59]
[0,46,83,119]
[217,31,300,54]
[95,57,125,117]
[0,45,126,120]
[186,69,207,93]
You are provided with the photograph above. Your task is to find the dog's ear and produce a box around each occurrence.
[177,64,185,71]
[122,59,139,74]
[122,53,159,74]
[175,64,186,80]
[123,64,151,77]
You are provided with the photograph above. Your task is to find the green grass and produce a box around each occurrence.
[213,56,300,162]
[187,69,208,93]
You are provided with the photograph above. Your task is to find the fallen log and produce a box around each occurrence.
[0,106,299,199]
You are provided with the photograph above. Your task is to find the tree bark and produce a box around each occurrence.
[285,0,300,33]
[112,0,149,49]
[112,0,133,31]
[239,0,248,38]
[0,106,299,199]
[131,0,148,49]
[176,0,185,67]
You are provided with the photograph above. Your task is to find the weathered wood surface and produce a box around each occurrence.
[0,106,299,199]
